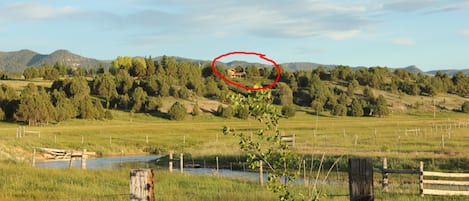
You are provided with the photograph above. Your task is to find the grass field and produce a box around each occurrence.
[1,102,468,200]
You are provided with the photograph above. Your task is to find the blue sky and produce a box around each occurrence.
[0,0,468,71]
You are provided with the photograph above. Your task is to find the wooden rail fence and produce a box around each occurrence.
[420,161,469,196]
[374,158,469,196]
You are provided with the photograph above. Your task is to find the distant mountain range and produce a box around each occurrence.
[0,49,106,72]
[1,49,468,76]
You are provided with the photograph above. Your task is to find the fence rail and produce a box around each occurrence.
[375,158,469,197]
[420,161,469,197]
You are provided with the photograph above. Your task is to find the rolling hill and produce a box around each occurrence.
[0,49,107,72]
[1,49,468,76]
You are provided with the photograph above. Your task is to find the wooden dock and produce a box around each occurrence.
[37,147,96,160]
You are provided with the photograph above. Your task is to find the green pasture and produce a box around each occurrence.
[0,108,468,200]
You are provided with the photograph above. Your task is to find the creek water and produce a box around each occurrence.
[35,155,161,169]
[35,155,346,185]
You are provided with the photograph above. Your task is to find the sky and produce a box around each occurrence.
[0,0,468,71]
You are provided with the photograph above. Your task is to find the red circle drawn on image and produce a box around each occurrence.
[211,51,281,91]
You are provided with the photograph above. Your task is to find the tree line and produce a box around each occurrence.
[1,56,469,125]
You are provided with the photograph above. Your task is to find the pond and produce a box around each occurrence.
[35,155,161,170]
[35,155,346,185]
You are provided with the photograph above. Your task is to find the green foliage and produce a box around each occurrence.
[94,100,105,120]
[178,86,191,99]
[281,104,296,118]
[93,73,118,108]
[223,90,299,200]
[15,84,56,125]
[311,99,324,114]
[145,96,162,112]
[111,56,132,69]
[236,105,250,119]
[131,57,147,77]
[168,101,187,120]
[104,110,113,120]
[350,98,364,117]
[191,103,201,116]
[276,82,293,106]
[0,107,5,120]
[23,66,39,80]
[216,104,224,116]
[331,104,347,116]
[76,95,96,119]
[374,95,389,117]
[131,87,148,112]
[52,90,77,122]
[462,101,469,113]
[40,64,60,80]
[221,106,235,118]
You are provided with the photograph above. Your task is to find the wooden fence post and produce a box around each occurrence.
[348,158,374,201]
[382,158,388,192]
[441,135,445,149]
[216,156,219,175]
[130,169,155,201]
[180,153,184,173]
[69,151,73,168]
[81,149,86,170]
[419,161,424,197]
[259,160,264,186]
[169,152,173,172]
[32,148,36,167]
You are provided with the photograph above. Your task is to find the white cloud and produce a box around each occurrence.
[325,30,361,40]
[0,2,79,22]
[391,37,416,45]
[463,29,469,36]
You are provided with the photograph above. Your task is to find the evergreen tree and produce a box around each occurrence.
[131,87,148,112]
[191,103,201,116]
[0,108,4,121]
[310,99,324,115]
[236,105,250,119]
[146,56,156,76]
[374,95,389,117]
[168,101,187,120]
[277,83,293,106]
[93,73,118,108]
[221,106,235,118]
[462,101,469,113]
[281,104,296,118]
[145,96,162,112]
[52,90,77,122]
[116,70,134,94]
[15,84,55,125]
[350,98,364,117]
[331,104,347,116]
[23,66,39,80]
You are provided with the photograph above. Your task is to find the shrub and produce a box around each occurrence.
[221,106,235,118]
[216,104,224,116]
[236,105,250,119]
[145,97,162,112]
[168,101,187,120]
[178,86,190,99]
[104,110,113,120]
[281,104,296,118]
[462,101,469,113]
[331,104,347,116]
[191,103,201,116]
[0,108,5,120]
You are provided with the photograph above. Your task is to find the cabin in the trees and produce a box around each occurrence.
[227,67,246,78]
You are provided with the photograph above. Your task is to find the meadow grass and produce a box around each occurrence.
[0,108,468,200]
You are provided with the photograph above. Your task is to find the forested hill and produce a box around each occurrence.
[1,49,469,75]
[0,49,106,72]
